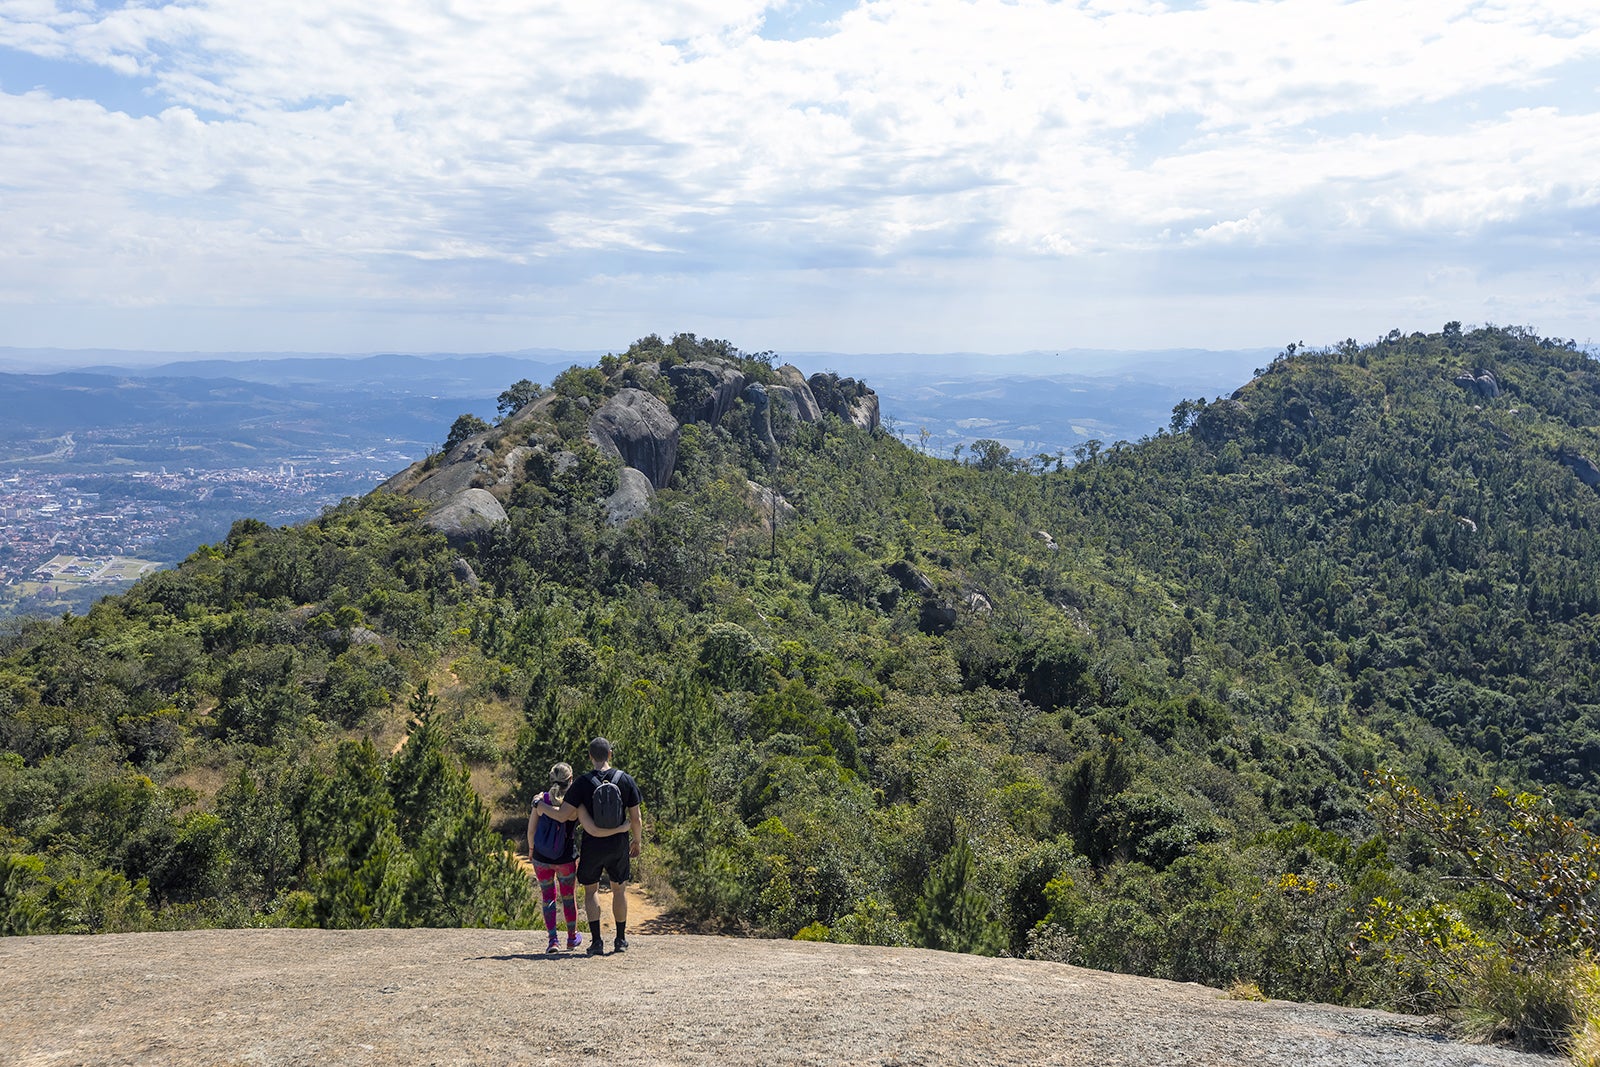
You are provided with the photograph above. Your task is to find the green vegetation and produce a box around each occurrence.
[9,325,1600,1048]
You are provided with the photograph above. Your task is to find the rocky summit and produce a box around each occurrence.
[0,930,1545,1067]
[381,348,878,541]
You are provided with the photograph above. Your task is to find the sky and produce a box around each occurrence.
[1,0,1598,361]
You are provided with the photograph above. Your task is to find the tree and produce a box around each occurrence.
[910,839,1002,954]
[497,379,544,419]
[1366,769,1600,961]
[444,413,490,452]
[968,439,1014,471]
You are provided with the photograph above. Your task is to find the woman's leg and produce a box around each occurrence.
[534,863,559,937]
[557,862,579,934]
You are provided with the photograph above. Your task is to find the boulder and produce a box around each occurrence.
[844,391,880,431]
[452,558,481,586]
[887,560,935,597]
[807,373,881,431]
[776,364,823,422]
[743,382,779,458]
[746,480,796,530]
[587,388,680,489]
[918,599,959,635]
[1558,448,1600,489]
[347,627,383,647]
[665,361,747,427]
[411,455,489,503]
[424,488,507,543]
[500,446,532,487]
[1453,371,1500,399]
[604,467,655,526]
[766,385,803,423]
[965,591,994,615]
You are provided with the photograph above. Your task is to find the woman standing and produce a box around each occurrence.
[528,762,582,953]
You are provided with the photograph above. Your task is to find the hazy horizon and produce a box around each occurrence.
[0,342,1276,386]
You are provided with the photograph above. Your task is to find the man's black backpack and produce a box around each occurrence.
[590,769,626,829]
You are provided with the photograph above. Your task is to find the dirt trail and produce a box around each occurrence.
[510,849,670,935]
[0,929,1551,1067]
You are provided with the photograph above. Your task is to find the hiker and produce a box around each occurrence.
[527,761,583,953]
[533,737,642,955]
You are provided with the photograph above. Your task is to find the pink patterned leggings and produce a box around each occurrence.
[533,860,578,936]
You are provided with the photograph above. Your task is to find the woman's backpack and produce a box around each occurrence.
[533,808,568,860]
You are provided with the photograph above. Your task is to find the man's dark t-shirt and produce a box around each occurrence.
[565,767,643,885]
[564,767,642,835]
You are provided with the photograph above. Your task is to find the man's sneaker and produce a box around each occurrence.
[546,936,560,954]
[567,932,583,951]
[613,936,629,954]
[586,939,605,956]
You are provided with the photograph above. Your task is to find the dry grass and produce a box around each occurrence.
[1564,959,1600,1067]
[1225,980,1268,1002]
[166,762,229,803]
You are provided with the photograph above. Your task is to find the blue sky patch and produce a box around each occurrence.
[0,46,163,118]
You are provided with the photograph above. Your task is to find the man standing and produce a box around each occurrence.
[534,737,643,955]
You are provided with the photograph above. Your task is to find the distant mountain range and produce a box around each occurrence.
[0,344,1274,460]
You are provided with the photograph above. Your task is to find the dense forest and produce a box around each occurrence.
[6,326,1600,1042]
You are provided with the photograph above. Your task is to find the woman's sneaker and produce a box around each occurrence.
[567,932,583,951]
[546,936,560,954]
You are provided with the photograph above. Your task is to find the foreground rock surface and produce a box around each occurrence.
[0,930,1544,1067]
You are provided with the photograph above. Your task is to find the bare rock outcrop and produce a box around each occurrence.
[380,443,488,503]
[743,382,780,458]
[1558,447,1600,489]
[746,479,796,531]
[587,388,680,490]
[807,373,881,430]
[919,599,959,634]
[604,467,655,526]
[666,361,747,427]
[844,389,880,430]
[423,488,506,543]
[382,428,518,503]
[775,364,823,422]
[1454,370,1501,399]
[887,559,936,597]
[500,446,533,487]
[0,929,1546,1067]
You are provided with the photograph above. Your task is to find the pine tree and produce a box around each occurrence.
[911,840,1001,955]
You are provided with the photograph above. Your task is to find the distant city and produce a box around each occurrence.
[0,454,404,617]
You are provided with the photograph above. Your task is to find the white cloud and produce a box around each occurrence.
[0,0,1598,352]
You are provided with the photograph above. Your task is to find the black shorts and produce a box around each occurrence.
[577,835,630,886]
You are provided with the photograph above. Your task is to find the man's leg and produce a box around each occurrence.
[581,881,605,953]
[612,881,628,924]
[611,868,630,951]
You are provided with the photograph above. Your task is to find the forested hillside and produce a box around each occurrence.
[6,326,1600,1028]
